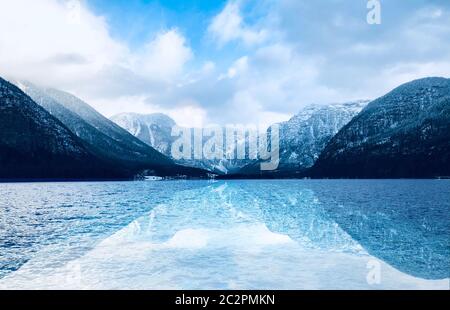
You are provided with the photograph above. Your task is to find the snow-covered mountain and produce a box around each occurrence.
[313,77,450,178]
[0,77,125,179]
[111,102,368,175]
[16,82,209,178]
[110,113,176,156]
[18,82,171,166]
[8,75,447,179]
[276,100,369,169]
[110,113,253,174]
[42,88,172,164]
[236,100,369,176]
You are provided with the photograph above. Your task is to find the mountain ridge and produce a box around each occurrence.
[6,79,210,179]
[312,77,450,178]
[18,82,172,173]
[227,100,370,178]
[110,113,253,174]
[0,77,127,180]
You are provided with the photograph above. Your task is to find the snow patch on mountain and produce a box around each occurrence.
[274,100,370,169]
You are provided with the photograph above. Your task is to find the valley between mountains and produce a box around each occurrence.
[1,76,449,180]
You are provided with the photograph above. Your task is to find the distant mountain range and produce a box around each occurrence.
[111,78,450,179]
[277,101,369,169]
[111,113,253,174]
[235,100,369,177]
[1,76,449,180]
[312,77,450,178]
[110,113,176,157]
[110,101,369,175]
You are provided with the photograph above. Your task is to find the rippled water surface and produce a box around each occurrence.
[0,180,449,289]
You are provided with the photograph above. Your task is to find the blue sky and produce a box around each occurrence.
[85,0,258,69]
[0,0,449,127]
[87,0,225,49]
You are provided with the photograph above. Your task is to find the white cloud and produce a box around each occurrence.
[1,0,449,129]
[0,0,192,88]
[222,89,291,130]
[0,0,125,87]
[219,56,248,80]
[91,96,207,128]
[134,29,193,81]
[0,0,197,123]
[227,44,341,111]
[198,41,348,126]
[376,61,450,94]
[90,95,156,117]
[168,104,208,128]
[201,61,216,74]
[208,1,267,47]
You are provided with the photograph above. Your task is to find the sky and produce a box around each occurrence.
[0,0,449,128]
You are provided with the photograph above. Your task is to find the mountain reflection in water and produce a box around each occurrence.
[0,180,448,289]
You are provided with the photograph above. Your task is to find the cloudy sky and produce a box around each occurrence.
[0,0,449,127]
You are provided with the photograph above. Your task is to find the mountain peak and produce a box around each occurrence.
[111,112,176,128]
[111,112,177,156]
[401,76,449,87]
[272,100,369,170]
[0,76,127,179]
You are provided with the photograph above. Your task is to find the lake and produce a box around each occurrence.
[0,180,449,289]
